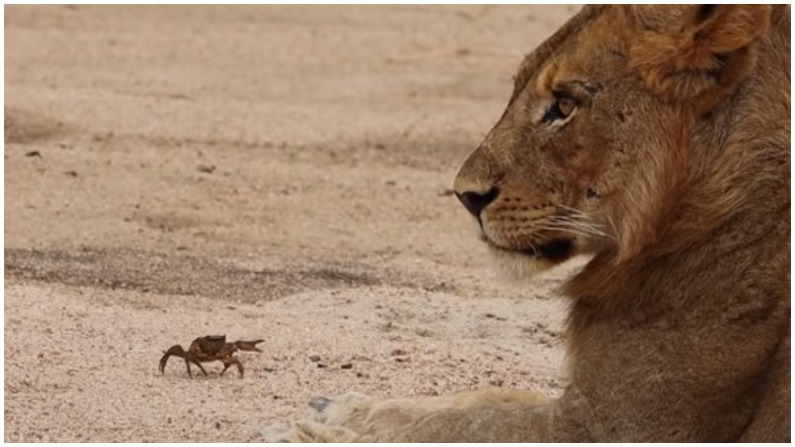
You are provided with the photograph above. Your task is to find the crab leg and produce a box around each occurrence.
[219,356,245,378]
[232,358,244,378]
[193,359,208,376]
[160,345,187,375]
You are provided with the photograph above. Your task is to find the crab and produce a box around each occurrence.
[159,335,264,379]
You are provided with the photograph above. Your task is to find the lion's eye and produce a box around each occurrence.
[542,94,578,124]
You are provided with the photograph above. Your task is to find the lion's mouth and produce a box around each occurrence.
[526,238,573,262]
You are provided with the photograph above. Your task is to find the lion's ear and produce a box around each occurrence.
[629,5,771,106]
[690,5,771,54]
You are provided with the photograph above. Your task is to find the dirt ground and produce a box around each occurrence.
[4,5,581,442]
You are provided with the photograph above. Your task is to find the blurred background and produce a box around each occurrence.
[5,5,578,442]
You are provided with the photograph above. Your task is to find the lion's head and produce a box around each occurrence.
[453,5,773,275]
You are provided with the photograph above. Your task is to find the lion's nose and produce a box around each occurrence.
[456,187,500,217]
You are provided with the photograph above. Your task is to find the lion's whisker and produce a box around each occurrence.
[534,225,597,240]
[546,218,608,236]
[541,220,614,240]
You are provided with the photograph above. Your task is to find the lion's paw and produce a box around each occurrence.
[306,392,372,426]
[261,392,374,442]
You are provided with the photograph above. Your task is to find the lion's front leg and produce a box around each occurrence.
[264,387,551,442]
[360,403,555,442]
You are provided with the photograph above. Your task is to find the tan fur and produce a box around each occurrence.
[271,388,548,442]
[267,5,790,442]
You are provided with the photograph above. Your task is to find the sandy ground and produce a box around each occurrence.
[4,5,581,442]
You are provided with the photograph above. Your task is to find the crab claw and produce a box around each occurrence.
[234,339,265,352]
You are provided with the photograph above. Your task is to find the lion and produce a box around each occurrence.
[267,5,790,442]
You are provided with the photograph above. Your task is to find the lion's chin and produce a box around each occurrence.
[484,238,577,281]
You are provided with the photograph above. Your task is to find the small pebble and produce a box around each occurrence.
[197,164,216,174]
